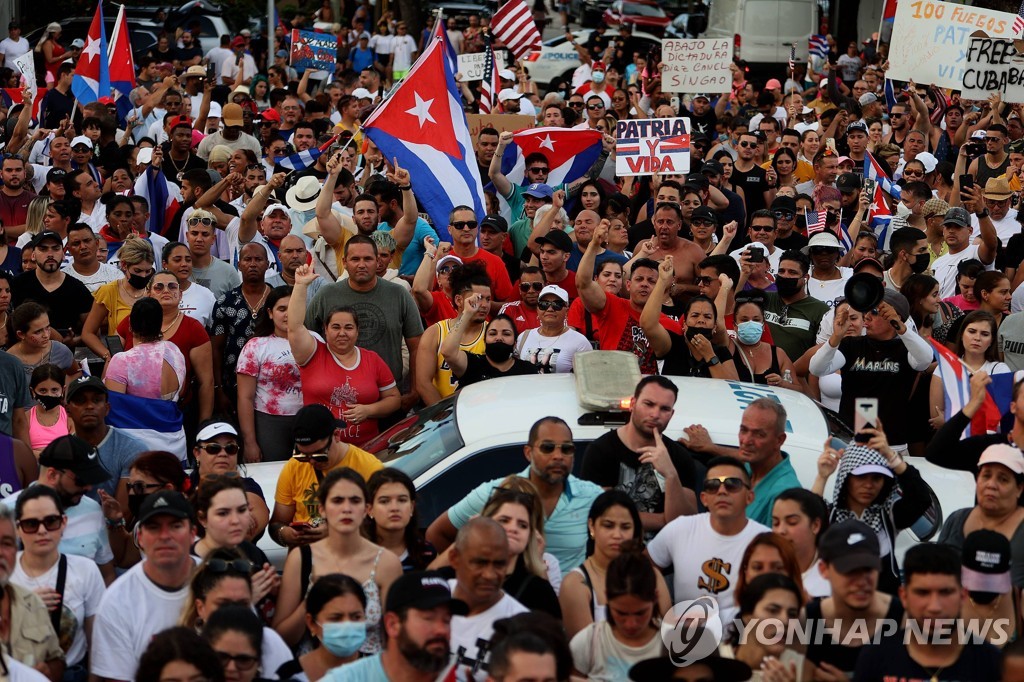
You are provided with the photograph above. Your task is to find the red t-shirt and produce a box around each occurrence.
[545,270,579,301]
[593,295,682,375]
[499,301,539,332]
[458,249,514,302]
[298,341,397,446]
[424,290,457,327]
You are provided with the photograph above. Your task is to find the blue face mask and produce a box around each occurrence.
[319,621,366,658]
[736,320,764,345]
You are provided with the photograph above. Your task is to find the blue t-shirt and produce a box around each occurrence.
[89,427,148,500]
[0,244,21,276]
[567,244,628,273]
[350,47,376,73]
[322,654,388,681]
[379,217,438,276]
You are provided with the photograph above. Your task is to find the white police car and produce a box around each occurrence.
[524,28,661,88]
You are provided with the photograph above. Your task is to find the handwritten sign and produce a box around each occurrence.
[616,118,691,176]
[457,52,508,82]
[888,0,1019,89]
[661,39,732,93]
[962,37,1024,102]
[289,29,337,72]
[467,114,535,142]
[12,52,35,100]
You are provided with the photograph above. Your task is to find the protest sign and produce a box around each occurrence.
[457,52,508,82]
[888,0,1019,89]
[12,52,35,100]
[616,118,690,176]
[467,114,534,140]
[289,29,337,72]
[962,37,1024,102]
[661,39,731,93]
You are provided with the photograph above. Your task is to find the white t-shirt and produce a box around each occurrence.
[221,53,258,83]
[570,620,665,681]
[802,559,832,598]
[647,512,768,625]
[807,267,852,306]
[6,655,48,682]
[448,581,528,681]
[970,208,1019,246]
[932,244,995,299]
[225,216,280,276]
[90,561,190,680]
[61,261,123,293]
[390,34,417,71]
[729,243,782,276]
[236,335,304,414]
[0,36,30,65]
[11,553,106,666]
[180,281,217,327]
[516,327,592,373]
[78,208,108,233]
[369,34,394,56]
[205,47,232,80]
[261,627,294,678]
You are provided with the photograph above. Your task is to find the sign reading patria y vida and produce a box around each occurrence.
[661,39,732,93]
[616,118,691,176]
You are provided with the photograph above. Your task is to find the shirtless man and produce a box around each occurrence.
[647,202,706,300]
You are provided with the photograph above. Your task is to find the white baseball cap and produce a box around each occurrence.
[498,89,524,103]
[538,284,569,304]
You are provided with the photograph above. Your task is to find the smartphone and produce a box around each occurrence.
[206,62,215,81]
[853,397,879,443]
[960,173,975,191]
[747,247,764,263]
[289,522,312,532]
[863,178,876,196]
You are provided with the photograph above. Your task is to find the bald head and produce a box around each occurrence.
[455,516,507,553]
[573,209,600,247]
[451,517,510,610]
[280,234,305,250]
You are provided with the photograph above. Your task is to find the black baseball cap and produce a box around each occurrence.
[771,195,796,213]
[535,230,572,253]
[386,571,468,615]
[480,214,508,232]
[836,172,862,192]
[30,229,63,248]
[819,519,881,573]
[38,435,111,486]
[136,490,192,525]
[65,375,107,403]
[292,404,339,446]
[46,168,67,184]
[691,206,718,225]
[701,159,725,176]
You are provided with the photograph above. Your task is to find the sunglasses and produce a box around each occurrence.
[691,218,715,227]
[903,170,923,177]
[703,476,748,493]
[206,557,254,575]
[535,441,575,455]
[151,282,180,292]
[749,224,774,232]
[986,137,1002,143]
[216,651,259,672]
[198,442,239,456]
[437,265,455,275]
[292,449,330,463]
[587,104,604,110]
[528,167,549,174]
[451,220,478,231]
[772,210,794,220]
[519,281,544,292]
[126,481,164,496]
[537,299,566,311]
[568,101,585,108]
[810,246,839,256]
[889,113,905,119]
[738,141,759,149]
[187,216,215,227]
[695,276,714,286]
[17,514,62,534]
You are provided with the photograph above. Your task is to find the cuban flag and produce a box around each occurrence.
[867,179,894,251]
[278,146,324,171]
[363,34,485,243]
[883,0,898,22]
[134,167,182,239]
[930,338,1016,437]
[72,2,110,105]
[1,88,44,123]
[108,5,137,125]
[809,35,829,59]
[105,391,187,462]
[618,133,689,158]
[433,9,458,76]
[498,127,604,188]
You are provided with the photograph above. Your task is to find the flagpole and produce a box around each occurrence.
[267,0,276,72]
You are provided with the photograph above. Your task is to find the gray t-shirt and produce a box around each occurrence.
[89,427,147,499]
[999,311,1024,372]
[0,351,31,436]
[304,278,424,387]
[192,260,242,300]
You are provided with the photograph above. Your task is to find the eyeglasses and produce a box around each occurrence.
[528,166,549,174]
[151,282,180,292]
[292,449,330,463]
[772,210,794,220]
[703,476,748,493]
[198,442,239,456]
[17,514,62,534]
[537,299,566,311]
[206,557,254,575]
[216,651,259,671]
[534,441,575,455]
[187,216,215,227]
[519,281,544,292]
[451,220,478,231]
[738,141,759,149]
[126,481,163,496]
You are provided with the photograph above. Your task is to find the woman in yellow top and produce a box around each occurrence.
[80,236,155,362]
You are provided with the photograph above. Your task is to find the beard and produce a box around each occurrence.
[398,628,450,673]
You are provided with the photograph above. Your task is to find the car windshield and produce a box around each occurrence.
[376,397,465,478]
[623,3,665,16]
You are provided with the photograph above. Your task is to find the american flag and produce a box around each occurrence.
[479,41,499,114]
[805,209,826,235]
[491,0,542,61]
[788,45,796,73]
[809,34,829,59]
[1015,0,1024,36]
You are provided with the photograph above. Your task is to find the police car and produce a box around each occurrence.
[524,28,661,88]
[249,352,975,567]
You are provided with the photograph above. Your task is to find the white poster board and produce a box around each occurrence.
[962,37,1024,102]
[457,52,508,82]
[616,118,691,176]
[661,39,732,93]
[12,52,35,100]
[887,0,1020,90]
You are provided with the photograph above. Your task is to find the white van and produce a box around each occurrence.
[700,0,817,68]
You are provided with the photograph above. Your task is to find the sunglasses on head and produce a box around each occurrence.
[520,281,544,292]
[537,299,566,311]
[17,514,62,534]
[535,441,575,455]
[292,449,330,463]
[703,476,748,493]
[198,442,239,456]
[451,220,478,231]
[187,216,215,227]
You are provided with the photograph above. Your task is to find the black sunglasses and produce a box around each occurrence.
[437,265,456,275]
[695,275,715,286]
[738,141,759,149]
[206,557,254,575]
[17,514,62,534]
[216,651,259,671]
[537,299,566,311]
[126,481,164,496]
[519,281,544,292]
[568,101,585,108]
[703,476,748,493]
[772,210,794,220]
[535,441,575,455]
[451,220,478,231]
[292,449,330,463]
[528,166,549,173]
[198,442,239,456]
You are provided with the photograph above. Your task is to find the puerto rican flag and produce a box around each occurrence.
[930,338,1016,437]
[618,134,689,157]
[72,2,110,105]
[498,127,603,188]
[363,33,485,243]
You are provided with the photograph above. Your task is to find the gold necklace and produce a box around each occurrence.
[121,280,144,299]
[161,312,182,335]
[242,286,269,318]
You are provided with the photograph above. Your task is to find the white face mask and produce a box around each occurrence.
[896,201,912,217]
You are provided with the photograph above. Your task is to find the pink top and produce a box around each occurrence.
[104,341,187,401]
[28,405,70,452]
[943,294,979,311]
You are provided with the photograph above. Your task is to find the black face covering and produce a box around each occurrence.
[128,494,146,521]
[35,394,62,410]
[128,272,153,290]
[968,590,999,605]
[796,215,807,232]
[485,341,515,363]
[775,275,804,298]
[685,327,714,342]
[825,210,839,227]
[910,252,930,274]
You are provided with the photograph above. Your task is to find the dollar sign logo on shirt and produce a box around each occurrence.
[698,558,731,594]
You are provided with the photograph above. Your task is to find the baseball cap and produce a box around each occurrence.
[70,135,93,150]
[962,529,1012,594]
[538,284,569,304]
[881,288,911,322]
[262,203,289,219]
[480,214,508,232]
[836,172,862,192]
[771,195,796,213]
[691,206,718,225]
[292,404,339,446]
[692,93,710,101]
[196,421,239,443]
[916,152,938,174]
[231,36,246,49]
[275,49,288,58]
[978,443,1024,475]
[498,69,516,81]
[498,89,524,103]
[8,21,18,30]
[136,490,193,526]
[535,230,572,253]
[853,257,884,274]
[221,103,245,128]
[258,108,281,124]
[942,207,972,229]
[386,571,468,615]
[591,60,606,72]
[97,96,115,106]
[858,92,878,106]
[765,78,782,90]
[923,197,950,219]
[30,230,63,248]
[846,120,868,136]
[351,87,373,101]
[801,231,842,253]
[819,519,881,573]
[523,183,553,200]
[701,159,724,176]
[436,254,462,271]
[38,435,111,486]
[168,115,193,131]
[70,38,85,50]
[45,168,67,184]
[65,375,107,403]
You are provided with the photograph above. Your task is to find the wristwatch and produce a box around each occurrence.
[707,355,721,366]
[106,517,126,530]
[978,208,991,218]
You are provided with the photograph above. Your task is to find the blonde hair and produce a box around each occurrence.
[116,234,155,268]
[481,476,548,580]
[24,197,49,237]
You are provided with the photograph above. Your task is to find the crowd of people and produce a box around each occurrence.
[2,2,1024,682]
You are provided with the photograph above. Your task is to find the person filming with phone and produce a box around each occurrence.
[809,288,933,454]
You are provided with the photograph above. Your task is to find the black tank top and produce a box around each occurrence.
[804,595,905,674]
[976,154,1012,189]
[733,345,782,385]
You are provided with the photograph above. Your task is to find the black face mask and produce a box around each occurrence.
[775,275,804,298]
[128,272,153,290]
[128,493,146,521]
[485,341,515,363]
[685,327,713,343]
[35,394,62,410]
[796,215,807,231]
[825,210,839,227]
[910,252,930,274]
